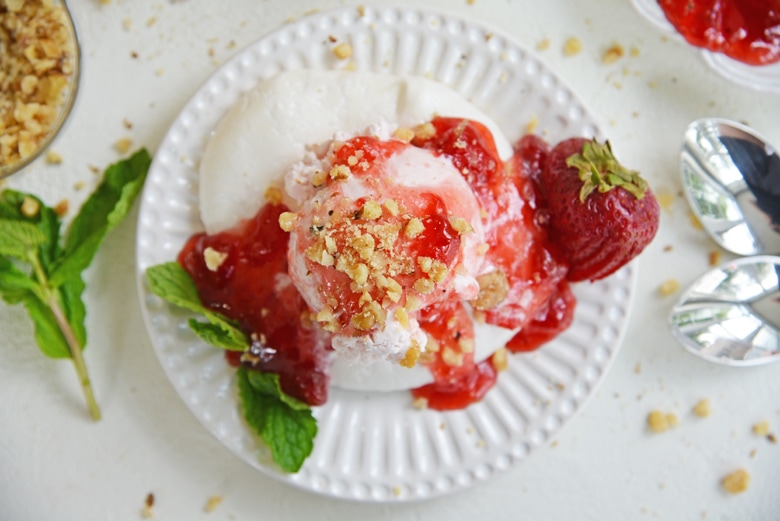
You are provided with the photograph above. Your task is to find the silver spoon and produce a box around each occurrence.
[680,118,780,255]
[669,256,780,366]
[670,119,780,365]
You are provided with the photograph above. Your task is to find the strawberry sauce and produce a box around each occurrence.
[179,118,576,411]
[179,203,330,406]
[658,0,780,65]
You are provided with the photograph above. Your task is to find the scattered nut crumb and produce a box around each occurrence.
[412,397,428,410]
[526,115,539,134]
[708,250,721,266]
[721,468,750,494]
[491,347,508,372]
[602,43,624,64]
[332,42,353,60]
[536,38,550,51]
[114,138,133,154]
[146,16,157,27]
[634,362,641,374]
[562,37,582,56]
[73,180,85,191]
[647,410,677,433]
[20,196,41,217]
[693,399,711,418]
[204,495,222,513]
[54,198,68,217]
[630,46,640,57]
[656,189,675,211]
[203,247,228,271]
[141,492,155,518]
[659,279,680,296]
[45,151,63,164]
[752,420,770,436]
[123,18,133,30]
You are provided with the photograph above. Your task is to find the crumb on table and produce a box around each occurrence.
[721,468,750,494]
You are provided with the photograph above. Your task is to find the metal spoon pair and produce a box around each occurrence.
[669,118,780,366]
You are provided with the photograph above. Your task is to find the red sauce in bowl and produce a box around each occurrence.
[658,0,780,65]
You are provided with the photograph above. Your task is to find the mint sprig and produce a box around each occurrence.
[237,368,317,472]
[146,262,248,351]
[0,149,151,420]
[146,260,317,472]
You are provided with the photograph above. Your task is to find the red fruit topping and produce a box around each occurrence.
[179,203,331,406]
[506,279,576,353]
[658,0,780,66]
[540,138,660,282]
[411,300,498,410]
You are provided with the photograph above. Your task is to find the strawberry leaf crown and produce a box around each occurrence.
[566,139,648,202]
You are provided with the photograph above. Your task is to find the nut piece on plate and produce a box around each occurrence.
[0,0,78,176]
[721,468,750,494]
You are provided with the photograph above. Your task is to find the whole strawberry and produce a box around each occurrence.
[541,138,660,282]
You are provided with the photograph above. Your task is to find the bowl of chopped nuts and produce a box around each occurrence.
[0,0,80,179]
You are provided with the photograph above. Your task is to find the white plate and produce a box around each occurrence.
[630,0,780,93]
[135,5,635,502]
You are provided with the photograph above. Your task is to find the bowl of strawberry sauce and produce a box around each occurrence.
[631,0,780,92]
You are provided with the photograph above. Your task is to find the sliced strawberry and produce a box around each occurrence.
[541,138,660,282]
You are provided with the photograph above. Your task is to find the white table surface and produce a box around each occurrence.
[2,1,779,520]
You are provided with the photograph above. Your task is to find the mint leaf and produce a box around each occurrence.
[188,319,248,351]
[20,292,72,359]
[49,149,151,287]
[0,219,47,260]
[0,191,62,270]
[236,367,317,473]
[0,150,151,420]
[59,277,87,347]
[0,257,42,304]
[146,262,248,350]
[246,370,310,411]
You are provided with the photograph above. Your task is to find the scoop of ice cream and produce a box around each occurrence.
[283,136,486,366]
[199,70,513,235]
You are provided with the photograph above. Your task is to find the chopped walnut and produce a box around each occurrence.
[264,186,283,204]
[1,0,76,169]
[448,215,474,234]
[473,270,509,310]
[492,347,508,371]
[278,211,297,232]
[562,37,582,56]
[114,137,133,154]
[332,42,353,60]
[413,122,436,140]
[399,342,420,368]
[659,279,680,296]
[647,410,678,433]
[721,469,750,494]
[20,196,40,217]
[203,247,228,271]
[404,217,425,239]
[692,399,711,418]
[752,420,770,436]
[602,43,624,64]
[392,127,415,142]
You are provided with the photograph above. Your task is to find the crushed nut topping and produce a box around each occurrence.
[1,0,76,169]
[473,270,509,310]
[203,247,228,272]
[278,211,297,232]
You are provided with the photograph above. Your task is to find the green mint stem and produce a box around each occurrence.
[30,253,101,421]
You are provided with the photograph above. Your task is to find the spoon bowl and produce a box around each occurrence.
[669,256,780,366]
[681,118,780,256]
